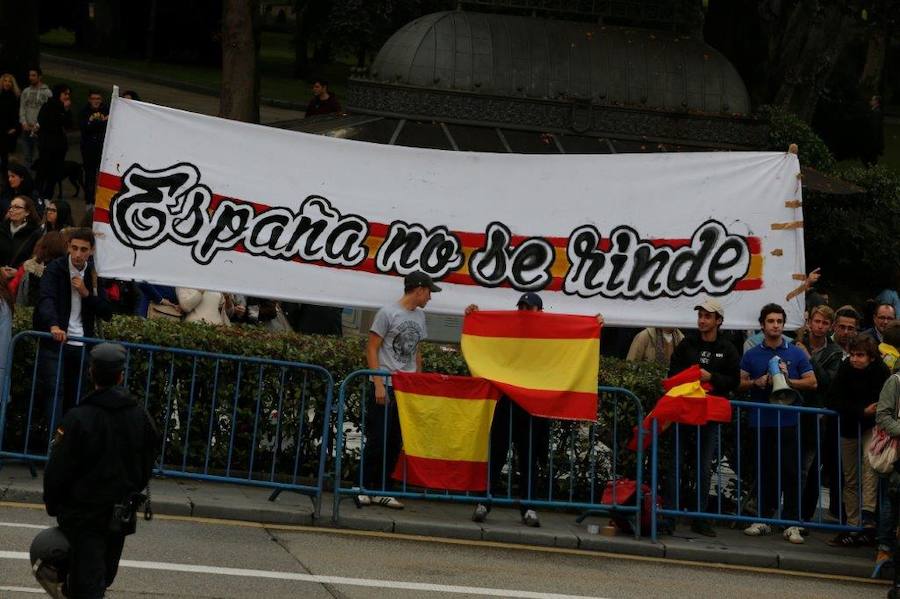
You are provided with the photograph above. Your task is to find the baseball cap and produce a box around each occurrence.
[517,292,543,310]
[694,298,724,318]
[90,343,127,374]
[404,271,441,292]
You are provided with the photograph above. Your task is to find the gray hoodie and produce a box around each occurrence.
[19,83,51,126]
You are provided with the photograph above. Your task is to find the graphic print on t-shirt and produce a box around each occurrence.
[391,320,424,365]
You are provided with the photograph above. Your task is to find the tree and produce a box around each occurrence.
[220,0,260,124]
[0,0,40,85]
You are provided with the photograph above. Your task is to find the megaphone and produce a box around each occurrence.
[768,356,801,406]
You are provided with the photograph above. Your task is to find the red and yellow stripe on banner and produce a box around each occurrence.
[390,373,500,492]
[460,311,600,421]
[92,172,765,291]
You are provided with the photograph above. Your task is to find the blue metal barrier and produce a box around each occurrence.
[649,400,864,541]
[332,369,645,535]
[0,331,335,516]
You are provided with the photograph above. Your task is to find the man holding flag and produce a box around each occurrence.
[665,298,741,537]
[357,271,440,509]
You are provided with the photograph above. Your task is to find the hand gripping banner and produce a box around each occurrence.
[93,94,806,329]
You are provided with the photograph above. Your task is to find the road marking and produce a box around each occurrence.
[0,587,45,594]
[0,501,885,587]
[0,522,48,530]
[0,551,601,599]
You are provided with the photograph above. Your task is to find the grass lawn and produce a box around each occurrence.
[39,29,351,105]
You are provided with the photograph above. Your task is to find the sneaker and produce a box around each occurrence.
[372,496,404,509]
[472,503,488,523]
[743,522,772,536]
[783,526,805,544]
[874,550,894,579]
[355,494,372,507]
[522,509,541,527]
[690,520,717,537]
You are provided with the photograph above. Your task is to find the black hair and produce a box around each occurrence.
[90,366,121,388]
[51,83,70,99]
[312,78,329,87]
[848,335,879,361]
[758,303,786,326]
[29,67,42,77]
[68,227,95,247]
[835,306,861,323]
[884,320,900,348]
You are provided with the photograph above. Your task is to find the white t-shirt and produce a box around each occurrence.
[67,257,86,346]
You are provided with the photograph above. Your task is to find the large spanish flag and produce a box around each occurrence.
[390,372,500,492]
[627,365,732,451]
[461,311,600,421]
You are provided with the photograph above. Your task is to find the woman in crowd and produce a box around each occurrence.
[0,268,13,392]
[827,335,891,546]
[41,198,73,233]
[36,83,72,199]
[0,195,40,269]
[0,73,20,177]
[1,162,39,215]
[7,231,67,306]
[176,288,232,326]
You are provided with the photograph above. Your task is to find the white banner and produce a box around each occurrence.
[94,95,806,329]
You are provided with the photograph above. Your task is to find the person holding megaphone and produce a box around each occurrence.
[739,303,817,544]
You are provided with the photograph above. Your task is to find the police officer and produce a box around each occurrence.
[42,343,159,598]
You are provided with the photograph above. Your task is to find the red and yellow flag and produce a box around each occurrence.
[461,311,600,421]
[390,373,500,492]
[627,365,732,451]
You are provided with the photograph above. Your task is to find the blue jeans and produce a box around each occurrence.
[21,134,38,169]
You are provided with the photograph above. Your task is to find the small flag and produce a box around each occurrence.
[391,372,500,492]
[627,365,731,451]
[461,311,600,421]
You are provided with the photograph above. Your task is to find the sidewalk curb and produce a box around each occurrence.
[41,53,307,112]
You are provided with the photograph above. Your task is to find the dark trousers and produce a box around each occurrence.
[487,398,550,514]
[60,524,125,599]
[82,146,101,204]
[665,423,718,514]
[39,342,89,425]
[361,383,402,493]
[37,146,66,198]
[756,426,800,521]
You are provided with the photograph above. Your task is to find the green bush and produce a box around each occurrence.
[762,105,836,172]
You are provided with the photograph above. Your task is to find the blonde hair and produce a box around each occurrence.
[0,73,20,97]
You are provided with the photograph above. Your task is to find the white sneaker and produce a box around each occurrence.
[355,494,372,507]
[522,509,541,527]
[783,526,805,544]
[743,522,772,536]
[372,496,404,509]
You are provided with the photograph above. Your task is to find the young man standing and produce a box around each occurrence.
[666,298,740,537]
[358,271,440,509]
[34,229,112,417]
[304,79,342,117]
[832,306,861,356]
[18,68,51,169]
[78,90,109,205]
[740,303,817,544]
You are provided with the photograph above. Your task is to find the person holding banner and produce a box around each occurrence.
[357,271,440,509]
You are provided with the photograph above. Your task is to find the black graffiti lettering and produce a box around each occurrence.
[374,221,463,278]
[629,245,670,294]
[469,223,553,290]
[709,238,747,287]
[108,163,369,267]
[564,220,751,299]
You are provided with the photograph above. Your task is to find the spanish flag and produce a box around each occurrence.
[461,311,600,421]
[627,365,732,451]
[390,373,500,492]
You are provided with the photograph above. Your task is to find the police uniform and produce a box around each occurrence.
[43,343,159,599]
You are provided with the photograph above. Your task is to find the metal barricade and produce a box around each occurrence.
[650,400,864,541]
[0,331,334,516]
[332,369,645,535]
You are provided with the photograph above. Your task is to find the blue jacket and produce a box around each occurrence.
[33,256,112,339]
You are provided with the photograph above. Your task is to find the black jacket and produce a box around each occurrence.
[0,221,39,267]
[78,103,108,156]
[34,256,113,338]
[0,89,19,154]
[826,359,891,438]
[43,385,159,524]
[668,332,741,397]
[37,97,71,154]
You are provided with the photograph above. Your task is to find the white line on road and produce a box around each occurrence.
[0,586,45,593]
[0,551,604,599]
[0,522,48,530]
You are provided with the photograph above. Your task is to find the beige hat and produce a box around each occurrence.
[694,298,725,318]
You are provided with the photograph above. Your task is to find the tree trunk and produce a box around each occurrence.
[292,1,310,79]
[0,0,39,85]
[770,0,852,122]
[220,0,260,124]
[859,0,889,97]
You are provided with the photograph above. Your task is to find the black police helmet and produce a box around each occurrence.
[30,527,70,597]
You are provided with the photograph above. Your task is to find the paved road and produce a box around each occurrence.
[0,504,884,599]
[41,54,304,124]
